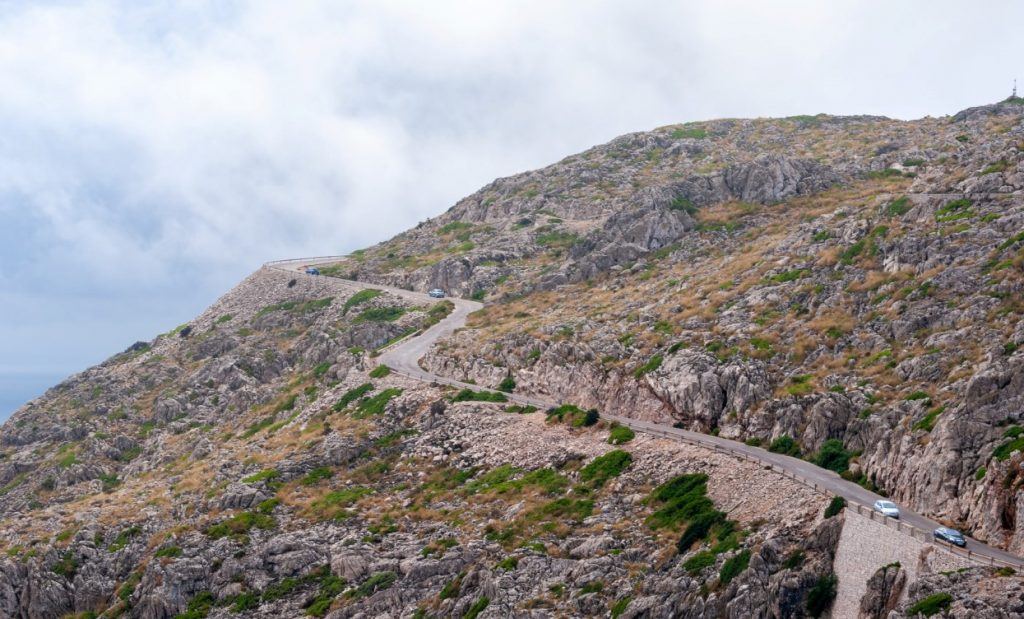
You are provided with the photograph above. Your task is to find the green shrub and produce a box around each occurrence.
[814,439,852,473]
[154,545,182,558]
[343,289,382,314]
[310,487,372,520]
[782,550,805,569]
[498,375,516,393]
[52,551,78,578]
[677,510,727,552]
[306,573,346,616]
[935,198,973,223]
[505,404,538,414]
[580,580,604,594]
[669,196,698,214]
[610,597,631,618]
[634,354,663,378]
[231,591,259,612]
[768,435,801,457]
[465,465,567,496]
[355,306,406,322]
[975,466,987,481]
[301,467,333,486]
[982,160,1008,175]
[767,269,808,284]
[608,425,635,445]
[439,574,462,600]
[451,388,507,403]
[718,549,751,585]
[885,196,912,217]
[670,127,707,139]
[243,469,279,484]
[333,383,374,411]
[531,497,593,521]
[683,550,716,574]
[464,597,490,619]
[108,526,142,552]
[579,450,633,488]
[993,436,1024,461]
[906,592,952,617]
[912,406,944,432]
[347,571,397,600]
[546,404,599,427]
[495,556,518,571]
[175,590,214,619]
[206,511,276,539]
[354,388,402,418]
[786,375,814,396]
[824,496,846,518]
[805,574,837,617]
[369,365,391,378]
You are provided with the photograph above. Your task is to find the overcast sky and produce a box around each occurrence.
[1,0,1022,419]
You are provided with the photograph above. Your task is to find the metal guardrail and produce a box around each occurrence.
[277,255,1024,570]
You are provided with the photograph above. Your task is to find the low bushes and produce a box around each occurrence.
[718,549,751,585]
[206,511,276,540]
[342,289,382,314]
[768,435,801,457]
[824,496,846,518]
[905,592,952,617]
[333,383,374,411]
[451,389,507,403]
[814,439,852,474]
[607,424,635,445]
[805,574,837,617]
[546,404,600,427]
[579,450,632,488]
[354,389,403,418]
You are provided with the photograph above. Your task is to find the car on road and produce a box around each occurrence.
[305,267,321,275]
[934,526,967,547]
[428,288,446,298]
[873,500,900,519]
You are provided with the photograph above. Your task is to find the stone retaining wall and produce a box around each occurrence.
[833,510,972,618]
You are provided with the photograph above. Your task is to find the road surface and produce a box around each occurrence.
[267,257,1024,569]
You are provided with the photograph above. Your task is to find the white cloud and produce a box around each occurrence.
[0,0,1022,397]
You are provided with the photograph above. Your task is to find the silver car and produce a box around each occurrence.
[873,499,900,519]
[428,288,446,298]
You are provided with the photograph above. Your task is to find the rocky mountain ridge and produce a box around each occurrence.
[3,98,1024,617]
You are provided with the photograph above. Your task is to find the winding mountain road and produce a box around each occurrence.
[269,257,1024,569]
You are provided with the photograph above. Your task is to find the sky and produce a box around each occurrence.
[1,0,1022,420]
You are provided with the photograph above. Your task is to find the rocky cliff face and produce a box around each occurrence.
[362,99,1024,555]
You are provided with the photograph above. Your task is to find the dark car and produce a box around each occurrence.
[934,526,966,547]
[305,267,321,276]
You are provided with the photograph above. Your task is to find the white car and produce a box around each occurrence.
[873,499,900,519]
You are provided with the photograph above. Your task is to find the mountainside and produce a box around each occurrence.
[3,98,1024,618]
[345,96,1024,552]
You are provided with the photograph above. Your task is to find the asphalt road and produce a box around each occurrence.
[268,257,1024,569]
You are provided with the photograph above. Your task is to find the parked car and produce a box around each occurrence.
[873,500,900,519]
[428,288,446,298]
[934,526,967,547]
[305,267,321,275]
